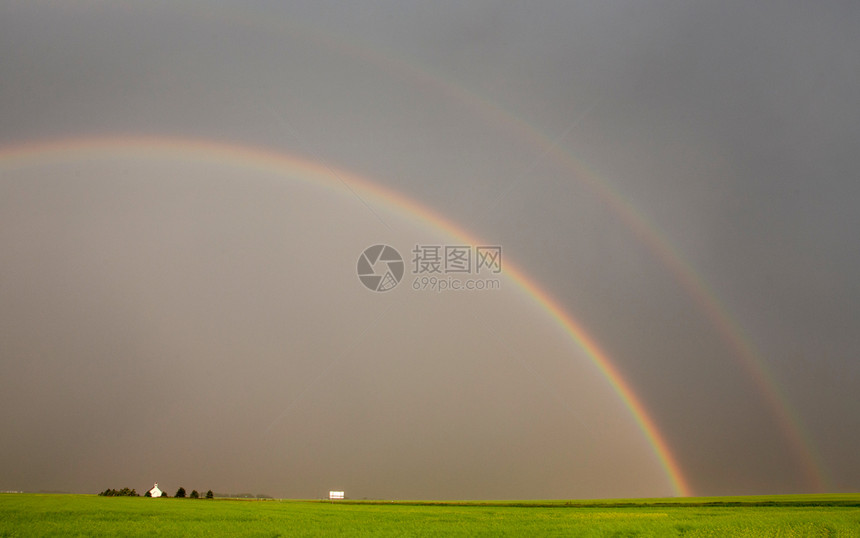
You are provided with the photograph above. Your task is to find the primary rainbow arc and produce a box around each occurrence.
[0,135,693,497]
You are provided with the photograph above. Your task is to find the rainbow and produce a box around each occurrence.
[0,135,692,496]
[170,6,828,490]
[73,0,827,492]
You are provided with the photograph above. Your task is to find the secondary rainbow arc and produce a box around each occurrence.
[0,135,693,497]
[90,0,826,492]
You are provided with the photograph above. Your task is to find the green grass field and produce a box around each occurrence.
[1,493,858,536]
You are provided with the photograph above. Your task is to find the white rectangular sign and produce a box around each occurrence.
[329,491,344,500]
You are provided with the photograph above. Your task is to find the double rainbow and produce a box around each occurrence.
[44,0,826,492]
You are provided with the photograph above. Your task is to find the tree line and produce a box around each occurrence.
[100,487,214,498]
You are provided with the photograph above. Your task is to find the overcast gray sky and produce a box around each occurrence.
[1,1,858,499]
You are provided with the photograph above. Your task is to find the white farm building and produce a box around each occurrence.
[148,483,163,498]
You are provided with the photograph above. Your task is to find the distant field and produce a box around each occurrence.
[1,493,859,536]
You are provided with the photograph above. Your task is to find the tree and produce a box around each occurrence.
[99,487,139,497]
[205,490,214,499]
[175,487,186,498]
[190,490,199,499]
[144,491,151,497]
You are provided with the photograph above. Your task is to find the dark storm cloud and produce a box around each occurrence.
[1,1,858,497]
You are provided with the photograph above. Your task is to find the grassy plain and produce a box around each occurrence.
[0,492,858,536]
